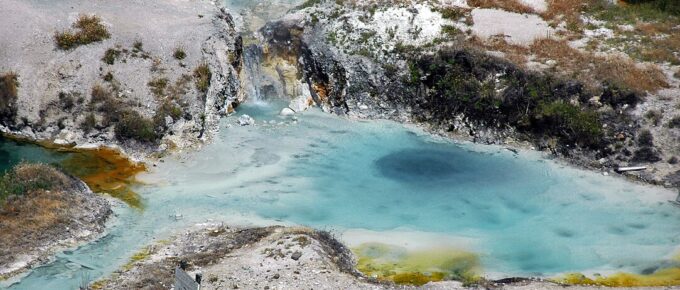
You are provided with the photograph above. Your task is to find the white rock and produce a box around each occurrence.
[53,138,69,145]
[238,114,254,126]
[471,8,554,46]
[358,104,369,110]
[280,107,295,116]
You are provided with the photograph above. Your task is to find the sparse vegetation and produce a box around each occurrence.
[468,0,534,14]
[0,163,72,203]
[114,111,158,143]
[54,14,110,50]
[173,47,186,60]
[637,129,654,146]
[132,40,143,52]
[0,72,19,125]
[193,63,211,94]
[668,116,680,128]
[148,77,169,98]
[645,109,663,126]
[102,48,121,65]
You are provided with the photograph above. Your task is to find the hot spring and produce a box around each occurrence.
[6,102,680,289]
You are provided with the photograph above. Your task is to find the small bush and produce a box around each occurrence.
[114,111,158,143]
[637,129,654,146]
[644,109,663,126]
[437,7,465,20]
[103,72,114,82]
[80,112,97,133]
[0,72,19,125]
[536,101,603,146]
[55,14,110,50]
[173,47,186,60]
[58,92,75,111]
[667,116,680,128]
[193,64,211,94]
[133,40,143,52]
[148,78,169,98]
[102,48,120,65]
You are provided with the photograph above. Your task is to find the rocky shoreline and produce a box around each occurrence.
[93,223,671,290]
[0,165,113,284]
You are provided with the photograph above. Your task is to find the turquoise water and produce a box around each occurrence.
[0,137,70,172]
[4,103,680,289]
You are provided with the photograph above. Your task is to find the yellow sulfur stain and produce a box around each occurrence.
[353,243,481,286]
[555,267,680,287]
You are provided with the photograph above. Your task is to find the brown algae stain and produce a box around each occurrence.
[353,243,481,286]
[59,147,146,209]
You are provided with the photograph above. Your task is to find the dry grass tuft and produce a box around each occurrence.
[0,72,19,124]
[193,63,211,94]
[468,0,535,14]
[543,0,591,30]
[530,38,667,92]
[55,14,110,50]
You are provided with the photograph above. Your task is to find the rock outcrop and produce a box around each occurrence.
[0,0,244,157]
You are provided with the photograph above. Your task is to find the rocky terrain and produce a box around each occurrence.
[0,163,112,281]
[94,223,676,290]
[0,0,244,159]
[246,0,680,187]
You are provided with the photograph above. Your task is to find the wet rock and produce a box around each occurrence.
[291,251,302,261]
[280,108,295,116]
[238,114,254,126]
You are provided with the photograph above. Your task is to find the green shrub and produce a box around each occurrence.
[193,64,211,94]
[637,129,654,146]
[644,109,663,126]
[668,116,680,128]
[55,14,110,50]
[80,112,97,133]
[624,0,680,16]
[0,72,18,125]
[114,111,158,143]
[102,48,120,65]
[173,47,186,60]
[536,101,603,146]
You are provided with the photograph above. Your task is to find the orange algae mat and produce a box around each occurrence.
[59,147,146,209]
